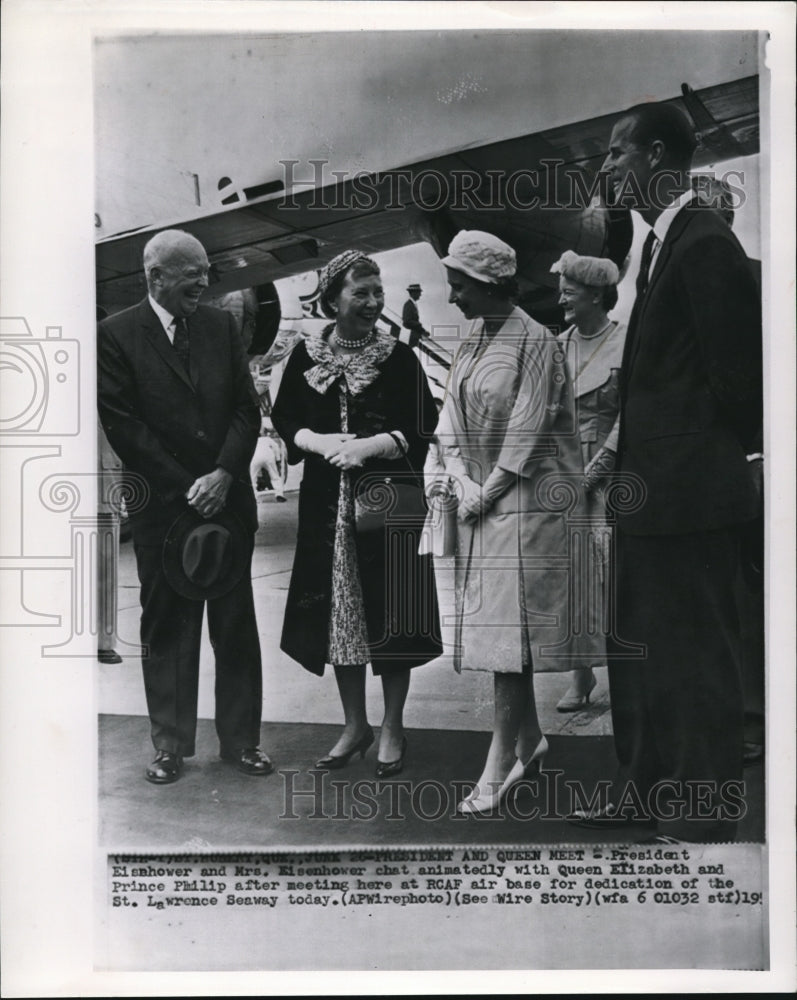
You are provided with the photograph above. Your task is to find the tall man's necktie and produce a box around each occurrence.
[636,230,659,299]
[619,229,660,384]
[172,317,190,371]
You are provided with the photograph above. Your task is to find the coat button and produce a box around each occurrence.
[196,430,206,439]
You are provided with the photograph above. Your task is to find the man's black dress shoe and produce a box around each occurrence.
[567,803,654,829]
[221,747,273,776]
[98,648,123,664]
[636,834,681,845]
[743,741,764,765]
[375,736,407,779]
[146,750,183,784]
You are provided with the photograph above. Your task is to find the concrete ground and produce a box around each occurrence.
[99,479,612,739]
[99,482,764,846]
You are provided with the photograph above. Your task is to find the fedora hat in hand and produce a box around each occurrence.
[162,508,251,600]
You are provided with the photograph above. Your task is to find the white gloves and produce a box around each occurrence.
[457,468,515,522]
[294,429,404,470]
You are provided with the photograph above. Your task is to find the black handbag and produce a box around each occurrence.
[354,467,427,534]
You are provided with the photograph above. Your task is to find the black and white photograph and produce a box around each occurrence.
[1,1,795,993]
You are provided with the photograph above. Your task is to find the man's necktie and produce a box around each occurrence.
[621,229,659,381]
[172,317,190,371]
[636,230,659,299]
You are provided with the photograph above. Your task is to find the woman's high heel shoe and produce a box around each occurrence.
[457,736,548,815]
[315,726,374,769]
[375,736,407,779]
[457,782,505,815]
[513,734,548,781]
[556,671,597,713]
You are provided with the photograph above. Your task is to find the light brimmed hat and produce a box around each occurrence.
[441,230,517,284]
[550,250,619,287]
[163,508,251,601]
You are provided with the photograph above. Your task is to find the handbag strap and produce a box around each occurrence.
[387,431,408,457]
[385,432,428,486]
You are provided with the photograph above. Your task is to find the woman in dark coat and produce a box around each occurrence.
[271,250,442,777]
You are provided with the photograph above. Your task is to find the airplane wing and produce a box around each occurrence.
[96,74,759,314]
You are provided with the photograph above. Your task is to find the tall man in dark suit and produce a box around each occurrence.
[571,103,762,841]
[98,230,272,784]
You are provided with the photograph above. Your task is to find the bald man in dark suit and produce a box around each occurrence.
[98,230,272,784]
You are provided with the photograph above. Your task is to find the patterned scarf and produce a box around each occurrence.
[304,326,396,396]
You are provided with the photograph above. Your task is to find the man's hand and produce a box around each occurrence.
[186,467,233,518]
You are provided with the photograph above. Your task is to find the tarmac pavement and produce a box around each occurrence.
[99,484,764,847]
[99,481,612,740]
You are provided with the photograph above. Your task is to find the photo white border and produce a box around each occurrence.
[1,1,794,994]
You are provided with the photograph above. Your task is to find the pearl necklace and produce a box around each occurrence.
[334,329,375,349]
[577,319,614,341]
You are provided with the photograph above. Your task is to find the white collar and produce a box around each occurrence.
[148,294,178,336]
[652,189,695,246]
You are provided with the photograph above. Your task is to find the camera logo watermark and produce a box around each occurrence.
[0,315,145,656]
[0,317,79,436]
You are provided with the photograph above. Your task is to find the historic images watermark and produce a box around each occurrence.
[277,159,748,214]
[279,769,748,824]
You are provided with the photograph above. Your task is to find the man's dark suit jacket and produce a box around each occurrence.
[616,203,762,536]
[97,298,260,544]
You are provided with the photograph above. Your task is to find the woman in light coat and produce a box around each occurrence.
[438,231,602,814]
[550,250,627,711]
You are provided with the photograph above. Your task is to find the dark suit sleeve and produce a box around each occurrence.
[678,233,762,449]
[97,322,195,501]
[214,311,262,476]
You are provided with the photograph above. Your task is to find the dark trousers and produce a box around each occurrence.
[134,541,263,757]
[737,516,765,744]
[608,527,744,841]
